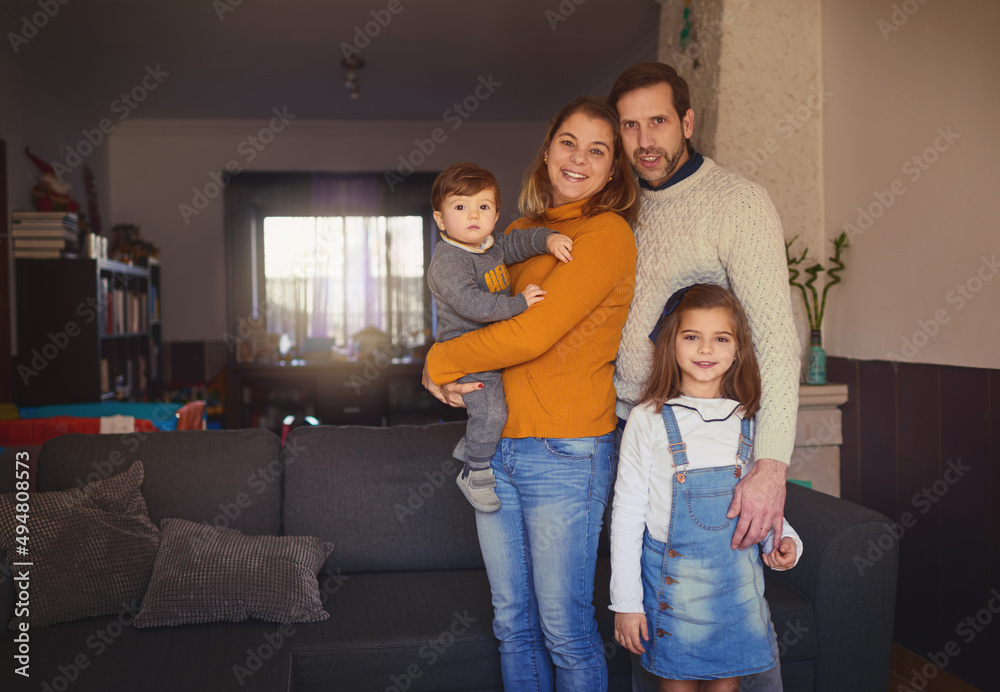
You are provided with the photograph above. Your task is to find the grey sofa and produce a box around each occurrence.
[1,422,897,691]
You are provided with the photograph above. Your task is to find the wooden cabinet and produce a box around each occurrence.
[14,258,163,406]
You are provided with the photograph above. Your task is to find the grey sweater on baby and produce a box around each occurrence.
[428,227,553,344]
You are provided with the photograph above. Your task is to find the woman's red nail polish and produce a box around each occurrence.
[478,384,484,389]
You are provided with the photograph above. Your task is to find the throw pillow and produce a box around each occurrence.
[133,518,333,627]
[0,461,160,630]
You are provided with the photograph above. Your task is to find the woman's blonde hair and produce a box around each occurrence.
[518,96,638,224]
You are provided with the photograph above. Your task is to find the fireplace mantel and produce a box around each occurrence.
[789,383,849,497]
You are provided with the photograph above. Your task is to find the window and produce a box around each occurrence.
[262,215,426,353]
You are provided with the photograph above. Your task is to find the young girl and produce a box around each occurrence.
[610,283,802,692]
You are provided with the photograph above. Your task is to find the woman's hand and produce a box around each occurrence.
[421,360,481,408]
[614,612,648,655]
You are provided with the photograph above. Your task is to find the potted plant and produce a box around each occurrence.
[785,231,850,385]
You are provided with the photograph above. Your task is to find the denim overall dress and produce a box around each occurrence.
[638,405,777,679]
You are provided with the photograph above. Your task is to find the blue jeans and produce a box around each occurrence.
[476,433,615,692]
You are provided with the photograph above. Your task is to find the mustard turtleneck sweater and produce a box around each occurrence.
[426,198,637,439]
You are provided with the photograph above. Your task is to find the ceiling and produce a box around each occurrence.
[1,0,660,122]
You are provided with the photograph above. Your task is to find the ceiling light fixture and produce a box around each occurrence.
[341,56,365,100]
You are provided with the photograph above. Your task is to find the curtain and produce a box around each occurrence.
[225,172,438,360]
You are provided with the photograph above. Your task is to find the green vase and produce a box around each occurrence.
[806,330,827,385]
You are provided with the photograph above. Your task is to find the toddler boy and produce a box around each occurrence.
[427,162,572,512]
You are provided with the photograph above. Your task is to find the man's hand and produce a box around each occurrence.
[614,612,648,655]
[421,359,480,408]
[546,233,574,262]
[727,457,787,550]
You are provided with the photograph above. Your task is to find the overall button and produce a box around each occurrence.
[668,549,681,558]
[663,576,678,585]
[658,602,672,611]
[655,629,671,637]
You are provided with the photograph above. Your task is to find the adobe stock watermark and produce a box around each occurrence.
[7,0,71,54]
[340,0,413,59]
[60,401,185,508]
[213,0,244,21]
[878,0,931,41]
[52,64,169,181]
[392,458,460,524]
[383,74,502,191]
[17,272,145,388]
[231,568,350,686]
[885,255,998,369]
[854,458,969,576]
[738,619,811,689]
[178,106,296,224]
[32,600,141,690]
[376,610,478,692]
[191,437,306,541]
[896,588,1000,692]
[841,126,960,242]
[737,85,832,179]
[545,0,589,31]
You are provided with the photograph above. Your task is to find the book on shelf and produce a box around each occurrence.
[11,227,79,241]
[100,358,110,393]
[13,238,71,249]
[13,249,78,259]
[12,211,79,232]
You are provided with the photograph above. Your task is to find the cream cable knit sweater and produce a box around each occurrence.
[614,157,800,464]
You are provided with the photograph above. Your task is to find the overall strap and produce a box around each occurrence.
[735,415,754,477]
[660,405,690,480]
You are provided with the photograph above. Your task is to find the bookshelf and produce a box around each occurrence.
[14,257,163,406]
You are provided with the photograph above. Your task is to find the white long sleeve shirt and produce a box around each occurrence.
[610,396,803,614]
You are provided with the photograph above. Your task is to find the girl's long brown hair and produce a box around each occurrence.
[640,284,762,418]
[518,96,639,225]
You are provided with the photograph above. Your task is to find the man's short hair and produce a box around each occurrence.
[608,62,692,119]
[431,162,501,212]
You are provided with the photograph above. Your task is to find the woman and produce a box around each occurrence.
[423,96,639,691]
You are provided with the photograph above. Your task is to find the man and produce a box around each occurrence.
[609,62,800,691]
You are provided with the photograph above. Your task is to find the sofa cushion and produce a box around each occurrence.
[39,429,283,535]
[282,423,484,574]
[288,569,500,691]
[134,518,333,628]
[288,559,632,692]
[0,460,160,630]
[0,613,293,692]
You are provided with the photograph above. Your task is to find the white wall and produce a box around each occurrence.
[660,0,825,363]
[0,50,112,355]
[822,0,999,369]
[108,118,549,342]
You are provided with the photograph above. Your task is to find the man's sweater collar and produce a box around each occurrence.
[639,147,705,192]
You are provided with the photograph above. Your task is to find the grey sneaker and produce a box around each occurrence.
[456,468,501,513]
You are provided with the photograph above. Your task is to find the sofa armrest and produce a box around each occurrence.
[772,483,897,692]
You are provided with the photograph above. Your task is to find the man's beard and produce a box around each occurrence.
[632,138,688,186]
